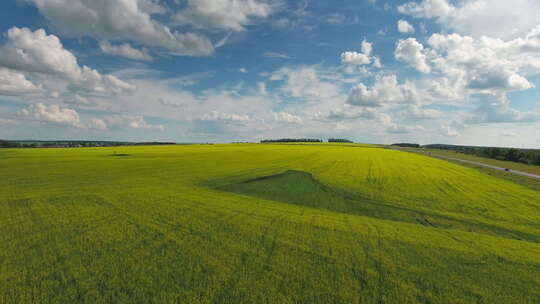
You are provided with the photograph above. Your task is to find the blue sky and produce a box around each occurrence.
[1,0,540,148]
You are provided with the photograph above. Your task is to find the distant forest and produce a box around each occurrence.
[328,138,354,143]
[261,138,354,143]
[261,139,323,143]
[391,143,420,148]
[0,140,176,148]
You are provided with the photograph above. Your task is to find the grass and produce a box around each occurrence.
[395,147,540,192]
[435,157,540,192]
[1,144,540,303]
[426,148,540,175]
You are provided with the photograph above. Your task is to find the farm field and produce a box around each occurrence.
[424,149,540,176]
[394,147,540,192]
[1,144,540,303]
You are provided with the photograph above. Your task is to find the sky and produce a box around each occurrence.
[1,0,540,147]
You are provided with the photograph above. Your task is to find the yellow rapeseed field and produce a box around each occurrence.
[1,144,539,303]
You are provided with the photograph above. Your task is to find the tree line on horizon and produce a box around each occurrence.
[260,138,354,143]
[261,138,323,143]
[391,143,420,148]
[328,138,354,143]
[0,140,176,148]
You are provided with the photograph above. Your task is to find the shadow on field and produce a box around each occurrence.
[110,152,131,157]
[218,170,427,224]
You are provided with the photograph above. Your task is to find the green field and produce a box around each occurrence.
[425,149,540,175]
[1,144,540,303]
[395,147,540,192]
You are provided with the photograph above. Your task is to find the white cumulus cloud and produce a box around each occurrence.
[270,66,341,99]
[397,19,415,34]
[103,114,165,131]
[395,38,431,73]
[0,27,135,96]
[341,39,380,68]
[0,68,42,96]
[341,52,371,65]
[347,75,418,107]
[200,111,251,125]
[19,103,82,127]
[173,0,273,32]
[399,0,540,39]
[28,0,213,56]
[99,41,153,61]
[274,112,302,124]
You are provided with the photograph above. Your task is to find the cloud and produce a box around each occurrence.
[326,13,346,25]
[88,117,107,131]
[274,112,302,124]
[17,101,165,132]
[0,118,18,125]
[63,94,90,105]
[0,27,135,96]
[313,108,379,122]
[158,98,186,108]
[361,39,373,56]
[363,27,540,118]
[257,82,268,95]
[406,105,441,119]
[368,111,423,134]
[99,41,153,61]
[467,70,532,92]
[441,125,459,137]
[102,114,165,131]
[386,123,423,134]
[426,31,539,94]
[270,66,341,99]
[192,110,260,135]
[466,93,539,124]
[341,52,371,65]
[68,66,137,96]
[397,19,415,34]
[0,68,43,96]
[314,107,424,134]
[28,0,214,56]
[341,39,380,67]
[395,38,431,73]
[500,132,517,137]
[262,52,291,59]
[398,0,540,39]
[398,0,454,19]
[173,0,273,31]
[137,0,167,15]
[19,103,82,127]
[200,111,251,125]
[0,27,82,77]
[347,75,418,107]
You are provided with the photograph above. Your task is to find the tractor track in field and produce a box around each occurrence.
[210,214,287,304]
[343,217,369,293]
